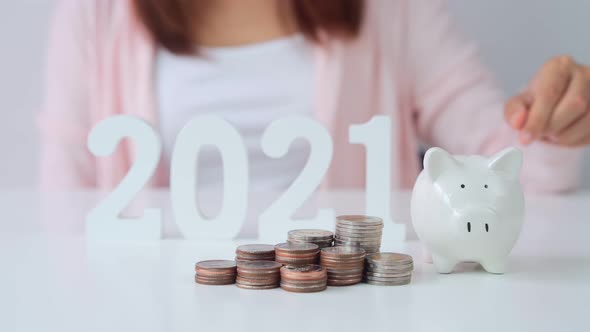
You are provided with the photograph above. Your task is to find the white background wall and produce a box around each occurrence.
[0,0,588,188]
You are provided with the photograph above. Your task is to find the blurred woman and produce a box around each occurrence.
[39,0,589,192]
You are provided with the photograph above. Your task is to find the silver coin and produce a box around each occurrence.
[366,265,414,273]
[287,240,333,248]
[280,279,328,287]
[336,215,383,226]
[366,274,412,282]
[336,224,384,230]
[335,225,384,231]
[334,239,382,244]
[335,234,381,239]
[334,244,381,249]
[334,240,382,246]
[288,229,333,240]
[236,244,276,254]
[326,267,365,274]
[365,278,411,286]
[321,246,366,256]
[365,271,412,278]
[335,230,382,235]
[195,260,237,270]
[366,252,412,264]
[236,283,279,290]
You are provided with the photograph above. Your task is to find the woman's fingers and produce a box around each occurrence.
[504,91,532,131]
[522,56,574,141]
[550,111,590,147]
[546,70,590,136]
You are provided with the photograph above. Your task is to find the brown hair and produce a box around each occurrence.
[133,0,364,54]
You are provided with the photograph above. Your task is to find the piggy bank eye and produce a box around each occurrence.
[484,184,488,189]
[460,184,465,188]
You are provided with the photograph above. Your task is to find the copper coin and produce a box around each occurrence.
[195,273,236,281]
[274,242,319,254]
[275,253,319,260]
[274,251,320,259]
[276,258,319,266]
[195,275,235,285]
[236,276,280,285]
[327,278,362,286]
[237,260,282,270]
[326,267,364,272]
[321,246,366,257]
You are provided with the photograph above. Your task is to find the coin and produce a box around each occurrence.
[237,260,282,270]
[280,283,327,293]
[235,244,276,261]
[364,252,414,286]
[366,253,413,265]
[321,246,366,257]
[288,229,333,240]
[236,244,275,254]
[195,274,236,285]
[236,283,280,290]
[336,215,383,226]
[365,278,411,286]
[195,260,237,271]
[280,265,327,280]
[234,260,281,289]
[327,278,363,286]
[275,242,319,254]
[366,271,412,278]
[275,242,320,266]
[279,264,328,292]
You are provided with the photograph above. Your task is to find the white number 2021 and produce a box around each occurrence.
[86,115,398,240]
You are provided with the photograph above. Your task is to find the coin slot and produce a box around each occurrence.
[485,223,489,232]
[467,222,471,232]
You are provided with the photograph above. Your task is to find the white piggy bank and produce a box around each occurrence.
[411,147,524,274]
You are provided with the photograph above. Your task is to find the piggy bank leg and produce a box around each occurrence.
[480,258,507,274]
[432,254,457,274]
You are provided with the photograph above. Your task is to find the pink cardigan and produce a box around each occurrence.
[38,0,582,192]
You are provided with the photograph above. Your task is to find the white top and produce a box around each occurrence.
[156,35,314,191]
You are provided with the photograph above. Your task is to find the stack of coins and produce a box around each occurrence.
[364,253,414,286]
[235,244,276,262]
[195,260,237,285]
[320,247,366,286]
[274,243,320,266]
[236,261,282,290]
[287,229,334,249]
[280,265,328,293]
[334,215,384,254]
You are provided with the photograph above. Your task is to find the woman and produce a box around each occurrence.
[39,0,589,192]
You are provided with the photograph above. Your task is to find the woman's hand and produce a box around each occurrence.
[504,56,590,147]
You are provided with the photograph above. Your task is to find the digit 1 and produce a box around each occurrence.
[349,116,405,242]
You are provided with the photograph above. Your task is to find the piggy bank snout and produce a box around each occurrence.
[453,207,498,234]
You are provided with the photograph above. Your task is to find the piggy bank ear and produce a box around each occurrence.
[423,147,458,181]
[488,147,523,179]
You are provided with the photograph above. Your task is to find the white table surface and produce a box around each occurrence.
[1,190,589,332]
